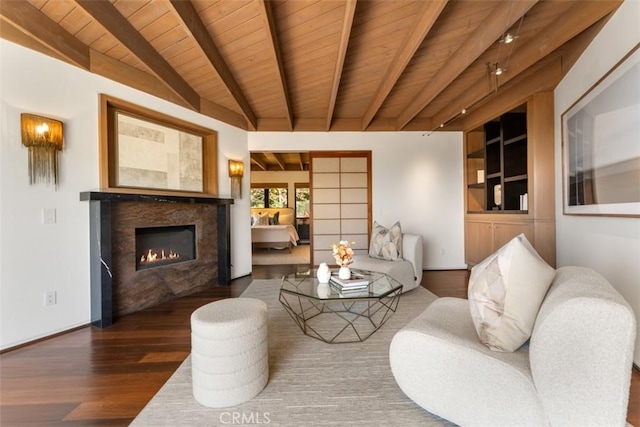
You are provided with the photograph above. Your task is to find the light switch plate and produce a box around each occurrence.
[42,208,56,224]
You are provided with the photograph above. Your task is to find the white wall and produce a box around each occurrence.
[554,0,640,365]
[0,40,250,350]
[248,132,466,270]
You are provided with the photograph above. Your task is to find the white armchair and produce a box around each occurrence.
[389,267,636,425]
[351,233,423,292]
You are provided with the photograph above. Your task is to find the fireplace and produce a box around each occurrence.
[135,225,196,270]
[81,191,233,328]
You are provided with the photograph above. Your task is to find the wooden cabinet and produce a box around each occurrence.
[463,92,555,267]
[465,219,534,266]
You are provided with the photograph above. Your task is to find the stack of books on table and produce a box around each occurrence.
[329,273,370,294]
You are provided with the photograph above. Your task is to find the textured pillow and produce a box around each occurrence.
[468,233,555,352]
[255,211,269,226]
[369,221,403,261]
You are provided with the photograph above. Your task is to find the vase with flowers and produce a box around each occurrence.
[332,240,355,280]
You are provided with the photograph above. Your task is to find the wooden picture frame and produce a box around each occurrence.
[561,44,640,217]
[99,94,218,196]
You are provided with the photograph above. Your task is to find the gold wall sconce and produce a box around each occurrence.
[21,113,64,187]
[228,159,244,199]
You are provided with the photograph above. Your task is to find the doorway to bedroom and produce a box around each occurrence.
[250,152,311,266]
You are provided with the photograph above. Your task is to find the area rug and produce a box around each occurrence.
[252,244,310,265]
[131,280,453,426]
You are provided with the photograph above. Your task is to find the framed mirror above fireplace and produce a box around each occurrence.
[98,94,219,196]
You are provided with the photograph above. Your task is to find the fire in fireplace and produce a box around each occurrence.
[135,225,196,270]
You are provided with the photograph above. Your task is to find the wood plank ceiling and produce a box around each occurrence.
[0,0,622,133]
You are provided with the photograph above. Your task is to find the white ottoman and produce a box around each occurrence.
[191,298,268,408]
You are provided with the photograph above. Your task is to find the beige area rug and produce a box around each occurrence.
[131,280,453,426]
[252,244,310,265]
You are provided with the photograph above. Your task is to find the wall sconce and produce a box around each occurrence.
[21,113,64,187]
[228,159,244,199]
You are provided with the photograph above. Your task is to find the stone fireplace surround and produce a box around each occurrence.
[81,191,233,328]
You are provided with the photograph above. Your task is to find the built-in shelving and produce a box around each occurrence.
[463,92,556,268]
[464,107,528,213]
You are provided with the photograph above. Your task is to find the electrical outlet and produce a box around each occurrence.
[42,208,56,224]
[44,291,57,306]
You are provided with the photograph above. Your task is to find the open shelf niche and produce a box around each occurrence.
[464,104,528,213]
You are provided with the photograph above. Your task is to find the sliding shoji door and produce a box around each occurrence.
[310,152,372,266]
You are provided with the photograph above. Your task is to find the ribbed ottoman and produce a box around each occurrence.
[191,298,268,408]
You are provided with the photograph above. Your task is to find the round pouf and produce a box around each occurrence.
[191,298,268,408]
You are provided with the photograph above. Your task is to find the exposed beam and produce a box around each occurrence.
[75,0,200,111]
[296,153,304,171]
[430,0,621,131]
[169,0,256,130]
[90,51,190,110]
[397,0,537,130]
[273,153,286,171]
[257,0,293,131]
[362,0,448,130]
[0,0,90,69]
[200,99,250,131]
[0,19,71,66]
[326,0,357,131]
[251,154,267,171]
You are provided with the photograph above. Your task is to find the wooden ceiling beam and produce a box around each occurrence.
[0,0,90,69]
[257,0,293,131]
[326,0,357,131]
[430,0,621,131]
[296,153,304,171]
[169,0,256,130]
[90,50,190,110]
[201,99,249,131]
[75,0,200,111]
[251,154,268,171]
[397,0,537,130]
[361,0,448,131]
[273,153,286,171]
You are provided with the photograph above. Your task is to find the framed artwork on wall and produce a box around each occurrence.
[561,44,640,217]
[99,94,219,196]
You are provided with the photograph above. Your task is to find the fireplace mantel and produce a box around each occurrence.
[81,191,233,328]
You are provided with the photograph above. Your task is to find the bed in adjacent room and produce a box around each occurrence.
[250,208,300,252]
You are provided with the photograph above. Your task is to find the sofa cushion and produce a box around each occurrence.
[390,297,546,426]
[351,255,415,292]
[468,233,555,352]
[369,221,402,260]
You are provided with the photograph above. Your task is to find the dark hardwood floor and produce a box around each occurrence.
[1,266,638,426]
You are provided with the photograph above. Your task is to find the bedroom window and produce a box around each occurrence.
[250,183,288,208]
[295,185,310,218]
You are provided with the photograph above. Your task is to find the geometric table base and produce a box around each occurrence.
[279,284,401,344]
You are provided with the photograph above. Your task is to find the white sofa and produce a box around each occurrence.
[390,266,636,426]
[350,233,423,293]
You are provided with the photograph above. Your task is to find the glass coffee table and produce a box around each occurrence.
[279,269,402,343]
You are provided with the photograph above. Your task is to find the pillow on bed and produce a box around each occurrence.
[255,211,269,226]
[269,211,280,225]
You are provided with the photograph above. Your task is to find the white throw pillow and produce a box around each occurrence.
[468,233,555,352]
[369,221,403,261]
